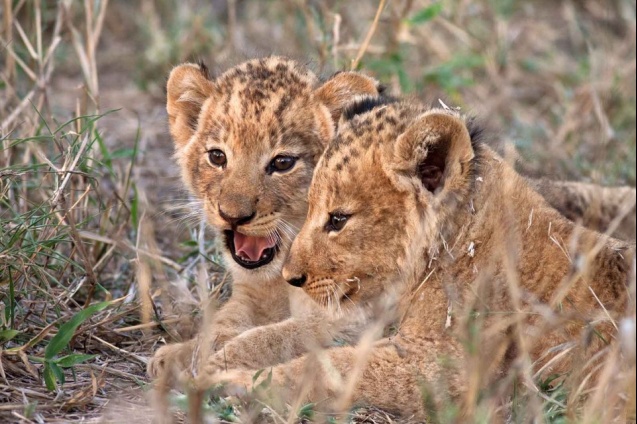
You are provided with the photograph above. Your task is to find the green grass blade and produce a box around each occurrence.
[55,353,98,368]
[44,300,112,360]
[43,362,57,391]
[407,3,443,25]
[0,329,20,343]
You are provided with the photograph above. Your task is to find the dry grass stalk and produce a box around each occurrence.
[351,0,388,71]
[2,0,15,85]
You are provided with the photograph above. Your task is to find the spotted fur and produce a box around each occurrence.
[148,57,382,378]
[198,100,634,420]
[149,57,635,391]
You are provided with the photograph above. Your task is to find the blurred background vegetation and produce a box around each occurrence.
[100,0,636,183]
[1,0,635,422]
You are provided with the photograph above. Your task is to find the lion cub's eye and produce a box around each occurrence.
[208,149,227,167]
[325,213,350,232]
[268,156,297,174]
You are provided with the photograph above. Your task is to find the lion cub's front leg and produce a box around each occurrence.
[196,287,361,373]
[198,314,334,374]
[148,281,291,379]
[195,340,455,420]
[147,298,264,378]
[147,310,247,378]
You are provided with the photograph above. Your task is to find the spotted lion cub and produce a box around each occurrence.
[147,57,383,378]
[195,98,633,420]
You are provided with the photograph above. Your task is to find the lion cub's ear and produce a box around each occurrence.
[314,71,381,123]
[166,62,215,149]
[395,111,475,194]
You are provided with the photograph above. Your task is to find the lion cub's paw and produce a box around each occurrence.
[191,368,253,397]
[147,341,193,379]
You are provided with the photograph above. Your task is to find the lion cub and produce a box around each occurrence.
[149,57,634,387]
[194,98,633,420]
[147,57,383,378]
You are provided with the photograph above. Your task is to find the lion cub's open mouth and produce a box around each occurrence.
[224,230,280,269]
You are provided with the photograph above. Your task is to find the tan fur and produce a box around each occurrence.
[149,57,634,388]
[194,101,634,420]
[148,58,381,378]
[530,178,636,241]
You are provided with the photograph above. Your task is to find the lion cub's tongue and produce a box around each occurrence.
[234,232,276,262]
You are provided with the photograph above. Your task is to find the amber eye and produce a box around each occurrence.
[208,149,227,167]
[325,213,350,232]
[268,156,297,174]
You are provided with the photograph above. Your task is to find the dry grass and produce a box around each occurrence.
[1,0,635,423]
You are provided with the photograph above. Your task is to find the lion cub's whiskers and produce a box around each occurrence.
[278,218,299,242]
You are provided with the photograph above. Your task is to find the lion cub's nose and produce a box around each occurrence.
[286,274,307,287]
[282,264,307,287]
[219,207,255,227]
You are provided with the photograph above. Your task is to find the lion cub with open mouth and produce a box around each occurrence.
[193,97,633,420]
[147,57,384,380]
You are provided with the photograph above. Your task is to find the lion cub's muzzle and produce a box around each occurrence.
[284,273,362,309]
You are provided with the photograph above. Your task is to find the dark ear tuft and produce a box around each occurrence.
[342,95,396,122]
[465,116,486,147]
[197,60,211,80]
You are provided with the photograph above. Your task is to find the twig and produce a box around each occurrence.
[351,0,387,70]
[76,363,144,382]
[113,317,183,333]
[58,190,100,307]
[2,0,15,84]
[91,335,148,365]
[332,13,341,68]
[78,230,183,271]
